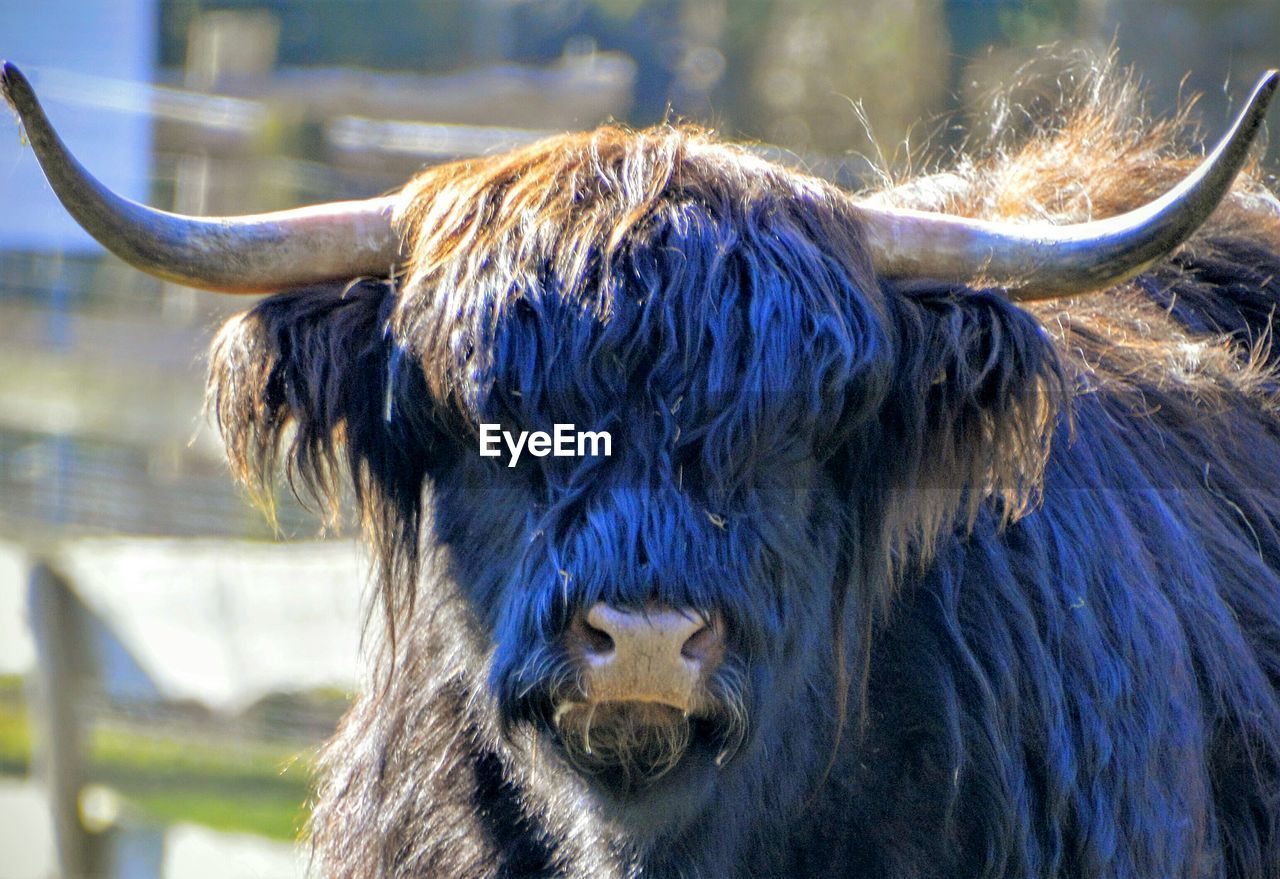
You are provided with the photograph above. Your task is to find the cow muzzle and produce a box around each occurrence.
[552,604,730,789]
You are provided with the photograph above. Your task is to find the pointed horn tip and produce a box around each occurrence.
[1232,69,1279,153]
[1,60,21,100]
[1255,69,1279,103]
[1,62,16,110]
[1,61,32,118]
[1248,69,1279,114]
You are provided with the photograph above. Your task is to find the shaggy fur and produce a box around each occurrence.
[207,62,1280,878]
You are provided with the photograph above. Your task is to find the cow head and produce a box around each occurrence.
[4,62,1275,836]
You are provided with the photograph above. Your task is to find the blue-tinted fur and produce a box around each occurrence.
[207,106,1280,876]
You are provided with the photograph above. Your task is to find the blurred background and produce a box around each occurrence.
[0,1,1275,877]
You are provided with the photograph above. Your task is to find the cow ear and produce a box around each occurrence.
[857,283,1069,572]
[206,279,435,544]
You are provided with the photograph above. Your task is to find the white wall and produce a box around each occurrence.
[0,543,34,676]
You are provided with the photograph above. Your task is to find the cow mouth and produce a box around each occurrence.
[552,700,734,795]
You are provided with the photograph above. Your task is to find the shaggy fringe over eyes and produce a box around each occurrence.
[206,279,436,643]
[389,123,885,422]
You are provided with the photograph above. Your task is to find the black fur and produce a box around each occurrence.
[208,79,1280,878]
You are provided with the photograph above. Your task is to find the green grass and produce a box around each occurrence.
[123,787,309,841]
[90,724,314,788]
[88,727,315,840]
[0,702,33,775]
[0,677,326,841]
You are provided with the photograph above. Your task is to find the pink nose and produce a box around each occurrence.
[566,604,723,711]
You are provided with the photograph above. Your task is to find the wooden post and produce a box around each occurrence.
[28,560,106,879]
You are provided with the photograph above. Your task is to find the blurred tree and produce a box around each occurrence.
[1100,0,1278,155]
[510,0,693,123]
[737,0,951,159]
[945,0,1080,92]
[155,0,1278,165]
[161,1,472,72]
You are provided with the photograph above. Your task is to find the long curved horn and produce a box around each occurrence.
[1,62,403,294]
[857,70,1279,300]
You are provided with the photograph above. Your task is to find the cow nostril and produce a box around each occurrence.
[581,620,614,655]
[681,621,722,665]
[567,611,615,656]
